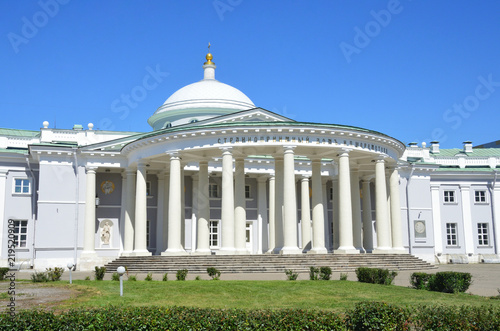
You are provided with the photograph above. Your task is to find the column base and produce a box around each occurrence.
[372,247,392,254]
[192,249,212,255]
[161,249,188,256]
[308,247,328,254]
[279,246,302,255]
[355,246,366,253]
[120,251,134,257]
[334,247,360,254]
[391,247,407,254]
[131,250,152,256]
[216,248,235,255]
[234,248,250,255]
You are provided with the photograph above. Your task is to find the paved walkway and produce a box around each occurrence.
[16,263,500,297]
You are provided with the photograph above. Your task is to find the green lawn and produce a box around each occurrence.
[47,279,500,312]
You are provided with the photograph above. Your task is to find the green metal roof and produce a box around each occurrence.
[0,128,39,138]
[0,147,28,155]
[431,148,500,158]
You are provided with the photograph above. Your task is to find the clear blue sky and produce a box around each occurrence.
[2,0,500,148]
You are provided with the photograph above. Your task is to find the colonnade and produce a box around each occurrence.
[81,147,406,258]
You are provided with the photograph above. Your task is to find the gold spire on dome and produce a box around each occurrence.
[204,42,214,65]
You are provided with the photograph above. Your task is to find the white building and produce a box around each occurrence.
[2,52,499,270]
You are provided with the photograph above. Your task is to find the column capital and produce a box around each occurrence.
[85,165,98,173]
[283,145,297,152]
[301,175,310,181]
[220,146,233,154]
[374,154,388,162]
[362,175,374,182]
[167,150,181,159]
[257,175,269,183]
[460,184,471,191]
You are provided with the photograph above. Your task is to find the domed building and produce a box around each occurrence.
[1,51,499,270]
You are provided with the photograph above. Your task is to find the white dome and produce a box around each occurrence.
[148,56,255,130]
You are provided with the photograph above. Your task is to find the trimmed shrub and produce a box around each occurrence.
[145,272,153,281]
[84,276,90,281]
[31,271,49,283]
[94,266,106,281]
[176,269,188,281]
[285,269,298,281]
[162,273,168,281]
[46,267,64,281]
[410,272,433,290]
[346,301,411,331]
[128,275,137,281]
[309,266,319,280]
[111,272,120,281]
[414,305,500,330]
[427,271,472,293]
[355,267,398,285]
[0,267,10,280]
[320,266,332,280]
[340,273,348,281]
[207,267,221,280]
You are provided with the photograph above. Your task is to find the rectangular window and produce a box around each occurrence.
[14,178,30,194]
[443,190,455,203]
[446,223,458,246]
[475,190,487,203]
[209,220,219,248]
[245,185,251,199]
[146,220,150,247]
[209,184,219,198]
[329,187,333,201]
[478,223,489,246]
[13,220,28,248]
[146,181,152,196]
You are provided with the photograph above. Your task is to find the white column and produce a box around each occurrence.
[122,169,136,255]
[332,178,339,250]
[280,146,301,254]
[0,170,7,260]
[234,157,247,254]
[118,173,127,251]
[163,153,186,255]
[267,175,276,253]
[389,167,405,253]
[335,151,358,254]
[492,183,500,256]
[181,165,186,248]
[219,148,235,254]
[191,175,198,253]
[386,173,393,247]
[155,172,165,254]
[374,157,391,253]
[430,184,443,255]
[195,161,211,254]
[310,159,327,254]
[300,176,312,252]
[273,156,284,253]
[132,162,151,256]
[351,168,363,252]
[460,184,474,256]
[162,173,169,253]
[362,178,374,252]
[257,176,268,254]
[82,166,97,257]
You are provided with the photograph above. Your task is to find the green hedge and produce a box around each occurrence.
[0,306,345,330]
[355,267,398,285]
[2,303,500,330]
[410,271,472,293]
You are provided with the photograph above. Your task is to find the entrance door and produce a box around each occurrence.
[245,222,253,253]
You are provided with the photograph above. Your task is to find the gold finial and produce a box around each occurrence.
[204,42,214,65]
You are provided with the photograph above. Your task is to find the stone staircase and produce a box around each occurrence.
[104,254,435,274]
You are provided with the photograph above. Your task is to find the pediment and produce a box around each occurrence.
[193,107,295,126]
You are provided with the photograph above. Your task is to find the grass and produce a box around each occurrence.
[40,279,500,313]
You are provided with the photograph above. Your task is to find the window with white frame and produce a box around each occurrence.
[443,190,455,203]
[446,223,458,246]
[477,223,489,246]
[245,185,251,199]
[474,190,487,203]
[14,178,30,194]
[209,183,219,198]
[209,220,219,247]
[12,220,28,248]
[146,181,152,196]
